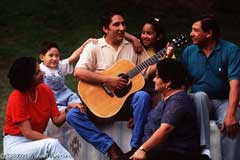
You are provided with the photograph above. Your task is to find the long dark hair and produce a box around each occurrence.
[140,18,167,51]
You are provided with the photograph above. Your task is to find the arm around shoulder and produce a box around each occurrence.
[125,32,143,54]
[68,38,98,64]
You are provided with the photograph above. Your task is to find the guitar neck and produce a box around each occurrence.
[127,48,167,78]
[126,34,188,78]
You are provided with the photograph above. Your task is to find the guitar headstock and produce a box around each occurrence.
[171,35,189,48]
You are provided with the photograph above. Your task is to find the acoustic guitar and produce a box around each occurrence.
[78,35,188,118]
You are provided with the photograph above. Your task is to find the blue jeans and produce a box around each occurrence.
[191,91,240,160]
[66,91,151,154]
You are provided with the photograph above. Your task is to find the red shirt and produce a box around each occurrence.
[4,83,60,135]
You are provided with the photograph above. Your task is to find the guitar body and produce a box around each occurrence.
[78,59,145,118]
[78,35,188,118]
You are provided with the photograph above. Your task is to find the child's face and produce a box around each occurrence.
[40,47,60,68]
[141,23,157,48]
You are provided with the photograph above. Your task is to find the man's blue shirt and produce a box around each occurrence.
[181,39,240,99]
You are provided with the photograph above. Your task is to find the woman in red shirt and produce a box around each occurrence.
[3,57,73,160]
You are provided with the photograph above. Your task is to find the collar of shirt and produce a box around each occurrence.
[99,37,130,49]
[196,39,222,56]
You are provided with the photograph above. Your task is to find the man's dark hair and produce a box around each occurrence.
[8,57,37,92]
[100,10,124,34]
[39,41,59,55]
[157,58,186,89]
[194,15,221,40]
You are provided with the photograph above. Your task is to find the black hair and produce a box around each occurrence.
[194,15,220,40]
[100,10,124,35]
[39,41,60,55]
[8,57,37,92]
[157,58,186,89]
[141,18,167,51]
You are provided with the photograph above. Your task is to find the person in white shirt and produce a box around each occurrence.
[67,10,152,160]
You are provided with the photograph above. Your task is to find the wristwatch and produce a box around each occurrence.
[139,146,147,152]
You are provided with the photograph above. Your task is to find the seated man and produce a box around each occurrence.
[181,15,240,160]
[66,10,152,160]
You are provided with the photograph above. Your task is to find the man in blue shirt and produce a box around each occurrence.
[181,15,240,160]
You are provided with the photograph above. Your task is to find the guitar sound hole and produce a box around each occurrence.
[114,73,132,98]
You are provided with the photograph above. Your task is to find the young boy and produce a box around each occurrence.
[39,40,93,112]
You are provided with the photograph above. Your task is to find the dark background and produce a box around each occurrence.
[0,0,239,57]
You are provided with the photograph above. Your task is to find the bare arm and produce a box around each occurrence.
[125,32,143,54]
[74,68,107,84]
[51,110,67,127]
[17,120,49,140]
[51,103,79,127]
[221,79,240,137]
[74,68,128,90]
[68,38,98,64]
[130,123,174,160]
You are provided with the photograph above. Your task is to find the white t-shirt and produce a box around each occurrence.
[40,59,73,77]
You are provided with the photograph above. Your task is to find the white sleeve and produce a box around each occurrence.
[75,42,97,71]
[58,59,73,76]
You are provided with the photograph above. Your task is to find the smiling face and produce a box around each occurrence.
[103,14,126,45]
[190,21,210,46]
[39,47,60,68]
[141,23,158,48]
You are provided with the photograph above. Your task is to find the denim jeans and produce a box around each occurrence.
[191,91,240,160]
[66,91,151,154]
[3,135,73,160]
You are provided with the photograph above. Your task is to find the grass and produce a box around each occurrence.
[0,1,107,153]
[0,56,14,154]
[1,0,240,155]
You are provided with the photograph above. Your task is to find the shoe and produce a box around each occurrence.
[107,143,123,160]
[200,154,211,160]
[122,148,137,160]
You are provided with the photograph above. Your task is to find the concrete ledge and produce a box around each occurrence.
[46,120,221,160]
[210,120,221,160]
[45,121,131,160]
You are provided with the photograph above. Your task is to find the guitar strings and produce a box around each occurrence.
[128,49,166,78]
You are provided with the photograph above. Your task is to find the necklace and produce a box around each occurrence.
[28,89,38,103]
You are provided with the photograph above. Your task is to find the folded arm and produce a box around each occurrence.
[17,120,49,140]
